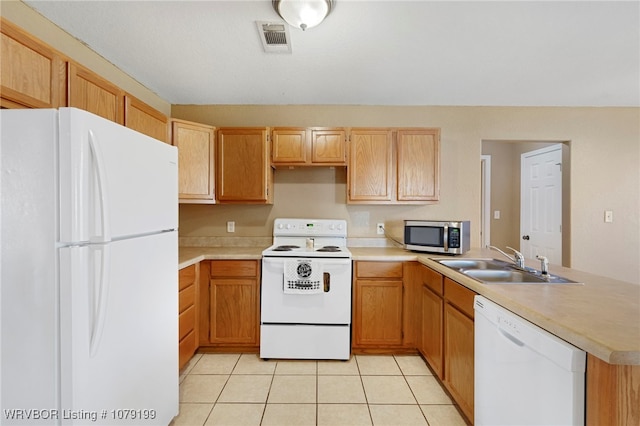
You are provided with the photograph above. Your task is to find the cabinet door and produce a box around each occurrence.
[348,129,393,202]
[217,128,272,203]
[353,280,403,346]
[444,303,474,421]
[68,62,124,124]
[421,285,444,378]
[178,264,199,370]
[272,128,307,164]
[311,128,346,165]
[171,119,215,203]
[1,19,65,109]
[397,129,440,201]
[124,95,168,143]
[209,278,258,345]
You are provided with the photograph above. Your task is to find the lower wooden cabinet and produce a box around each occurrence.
[419,265,444,378]
[352,261,418,351]
[443,277,476,423]
[178,263,199,370]
[200,260,260,349]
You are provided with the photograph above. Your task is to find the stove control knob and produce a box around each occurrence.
[277,223,284,229]
[337,224,343,230]
[329,224,335,230]
[286,224,292,230]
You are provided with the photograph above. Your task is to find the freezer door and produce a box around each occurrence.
[59,232,178,425]
[58,108,177,244]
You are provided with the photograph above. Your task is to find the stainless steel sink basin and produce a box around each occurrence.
[438,259,511,270]
[435,258,579,284]
[462,269,546,283]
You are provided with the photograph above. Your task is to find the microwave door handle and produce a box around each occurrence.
[443,225,449,251]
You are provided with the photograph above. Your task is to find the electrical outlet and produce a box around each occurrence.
[227,221,235,232]
[376,223,385,235]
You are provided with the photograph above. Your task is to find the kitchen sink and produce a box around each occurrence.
[438,258,512,270]
[435,258,579,284]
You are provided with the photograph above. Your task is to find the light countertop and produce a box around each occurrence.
[179,245,640,365]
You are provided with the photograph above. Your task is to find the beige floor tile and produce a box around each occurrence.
[317,404,372,426]
[275,359,317,375]
[204,403,265,426]
[191,353,240,375]
[420,404,468,426]
[180,375,229,403]
[318,357,360,375]
[369,405,428,426]
[318,375,366,403]
[405,376,452,404]
[261,404,316,426]
[170,403,213,426]
[394,355,433,376]
[217,375,273,403]
[232,354,276,374]
[361,376,416,404]
[356,355,402,375]
[267,375,317,403]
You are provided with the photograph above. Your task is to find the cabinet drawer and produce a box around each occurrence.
[356,261,403,278]
[422,265,444,295]
[210,260,257,278]
[178,330,197,370]
[444,278,475,319]
[179,264,197,290]
[179,284,196,314]
[179,305,196,340]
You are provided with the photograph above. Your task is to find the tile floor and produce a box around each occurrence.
[172,353,468,426]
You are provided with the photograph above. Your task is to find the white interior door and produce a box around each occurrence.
[521,145,562,264]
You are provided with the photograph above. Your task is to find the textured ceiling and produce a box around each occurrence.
[23,0,640,106]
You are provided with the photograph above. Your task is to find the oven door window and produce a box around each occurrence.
[406,226,444,247]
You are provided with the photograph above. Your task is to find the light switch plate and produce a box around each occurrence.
[604,210,613,223]
[227,221,235,232]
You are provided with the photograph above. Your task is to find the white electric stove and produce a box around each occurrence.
[260,218,352,360]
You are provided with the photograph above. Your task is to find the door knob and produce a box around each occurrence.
[522,235,530,240]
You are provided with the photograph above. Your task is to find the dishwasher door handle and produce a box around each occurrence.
[498,327,525,347]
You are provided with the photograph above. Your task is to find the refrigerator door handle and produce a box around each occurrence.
[90,244,111,357]
[88,130,111,243]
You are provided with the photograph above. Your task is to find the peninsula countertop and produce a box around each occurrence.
[179,245,640,365]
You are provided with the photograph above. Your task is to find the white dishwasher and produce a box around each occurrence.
[474,296,586,426]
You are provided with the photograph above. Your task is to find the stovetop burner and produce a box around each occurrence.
[317,246,341,252]
[273,245,301,251]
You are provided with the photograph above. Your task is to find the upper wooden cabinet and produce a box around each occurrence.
[348,128,394,202]
[171,119,216,203]
[272,127,307,164]
[1,19,66,109]
[348,128,440,204]
[396,129,440,201]
[217,127,273,204]
[271,127,347,167]
[124,95,169,143]
[68,61,124,124]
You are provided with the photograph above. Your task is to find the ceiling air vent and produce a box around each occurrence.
[256,21,292,53]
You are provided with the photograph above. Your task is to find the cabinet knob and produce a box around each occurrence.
[522,235,530,240]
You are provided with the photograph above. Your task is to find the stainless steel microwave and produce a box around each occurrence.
[404,220,470,255]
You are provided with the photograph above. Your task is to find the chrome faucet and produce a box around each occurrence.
[488,245,526,269]
[536,255,549,275]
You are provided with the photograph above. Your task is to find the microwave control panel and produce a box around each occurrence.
[448,228,461,248]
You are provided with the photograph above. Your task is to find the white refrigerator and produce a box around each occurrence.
[1,108,179,425]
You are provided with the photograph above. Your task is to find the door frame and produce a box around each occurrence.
[480,155,492,248]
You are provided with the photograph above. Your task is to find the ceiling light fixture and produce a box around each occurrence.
[273,0,334,31]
